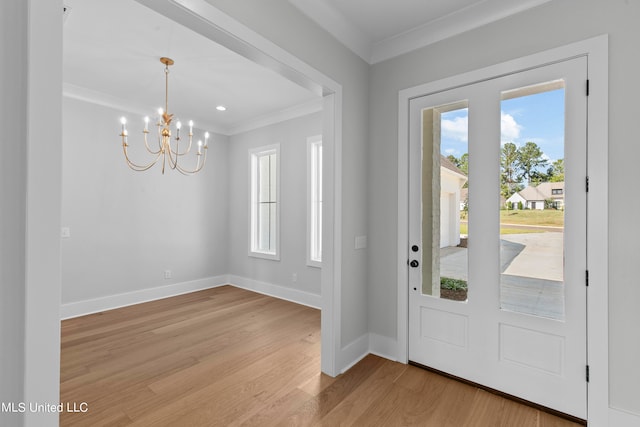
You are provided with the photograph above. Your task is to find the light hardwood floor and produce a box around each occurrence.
[60,285,583,426]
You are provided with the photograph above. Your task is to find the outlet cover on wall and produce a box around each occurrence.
[164,270,172,279]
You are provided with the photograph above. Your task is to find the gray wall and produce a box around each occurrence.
[1,0,63,425]
[204,0,371,348]
[228,112,322,295]
[368,0,640,415]
[0,1,27,424]
[61,97,229,304]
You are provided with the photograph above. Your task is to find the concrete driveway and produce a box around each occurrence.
[501,232,563,282]
[439,232,565,319]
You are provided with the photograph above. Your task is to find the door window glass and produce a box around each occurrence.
[422,102,469,301]
[499,81,566,319]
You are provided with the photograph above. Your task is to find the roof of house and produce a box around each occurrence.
[440,155,467,178]
[514,182,565,202]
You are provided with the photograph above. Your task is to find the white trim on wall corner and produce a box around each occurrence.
[228,275,321,309]
[369,333,398,362]
[337,333,370,374]
[60,275,229,320]
[609,407,640,427]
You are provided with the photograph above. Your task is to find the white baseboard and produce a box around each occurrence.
[610,407,640,427]
[338,333,370,374]
[60,275,229,319]
[228,274,321,309]
[369,333,398,362]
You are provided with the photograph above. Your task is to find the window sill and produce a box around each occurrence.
[306,260,322,269]
[249,251,280,261]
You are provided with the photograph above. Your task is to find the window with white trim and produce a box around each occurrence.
[307,136,322,266]
[249,144,280,260]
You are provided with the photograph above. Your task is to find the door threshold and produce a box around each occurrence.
[408,360,587,426]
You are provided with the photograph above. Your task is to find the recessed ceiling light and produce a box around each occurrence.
[216,105,227,111]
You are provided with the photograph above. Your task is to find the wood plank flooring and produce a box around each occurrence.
[60,285,583,426]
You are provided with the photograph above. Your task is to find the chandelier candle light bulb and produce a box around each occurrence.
[118,57,209,175]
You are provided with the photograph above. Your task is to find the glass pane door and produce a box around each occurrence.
[499,81,566,319]
[418,102,469,301]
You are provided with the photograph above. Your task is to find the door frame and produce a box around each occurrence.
[397,35,608,424]
[133,0,345,377]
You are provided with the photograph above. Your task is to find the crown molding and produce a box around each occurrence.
[62,82,229,135]
[287,0,372,63]
[63,82,322,137]
[371,0,552,64]
[226,98,323,136]
[289,0,552,64]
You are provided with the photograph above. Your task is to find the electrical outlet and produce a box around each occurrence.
[60,227,71,239]
[164,270,172,279]
[292,273,297,283]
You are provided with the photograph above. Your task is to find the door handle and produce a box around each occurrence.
[410,260,419,268]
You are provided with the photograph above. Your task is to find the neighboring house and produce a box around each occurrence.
[506,182,565,210]
[440,156,467,248]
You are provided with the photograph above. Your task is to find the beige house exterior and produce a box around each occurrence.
[506,181,565,210]
[440,156,467,247]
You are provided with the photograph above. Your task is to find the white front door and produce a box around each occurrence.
[408,57,588,418]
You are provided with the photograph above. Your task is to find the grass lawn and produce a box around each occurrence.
[499,209,564,227]
[459,209,563,236]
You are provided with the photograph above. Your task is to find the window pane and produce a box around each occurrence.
[499,81,565,320]
[308,139,322,263]
[269,154,277,202]
[258,203,271,251]
[317,145,323,202]
[269,202,277,252]
[259,154,270,202]
[422,101,469,301]
[251,146,279,257]
[315,200,322,260]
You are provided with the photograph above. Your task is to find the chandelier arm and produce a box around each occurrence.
[122,143,163,172]
[174,147,207,175]
[165,140,181,171]
[170,132,193,156]
[142,130,162,155]
[157,123,164,150]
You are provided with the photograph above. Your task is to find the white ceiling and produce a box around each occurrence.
[63,0,321,136]
[288,0,552,63]
[64,0,552,135]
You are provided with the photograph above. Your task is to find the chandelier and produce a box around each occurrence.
[119,57,209,175]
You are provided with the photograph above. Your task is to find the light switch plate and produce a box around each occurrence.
[355,235,367,249]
